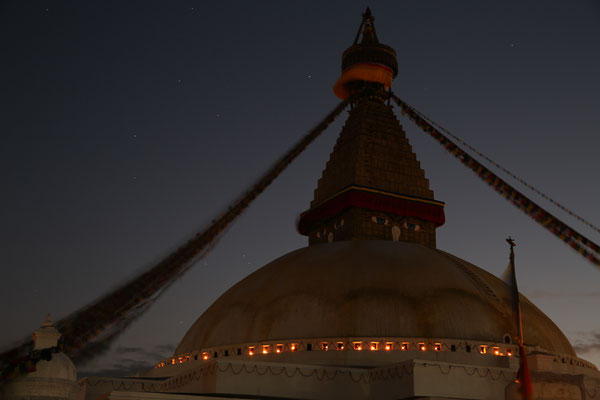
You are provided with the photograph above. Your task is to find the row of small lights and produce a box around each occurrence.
[156,342,511,368]
[243,342,510,356]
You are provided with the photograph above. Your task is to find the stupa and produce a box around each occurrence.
[1,316,78,400]
[76,8,600,400]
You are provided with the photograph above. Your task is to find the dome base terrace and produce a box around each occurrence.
[87,341,600,400]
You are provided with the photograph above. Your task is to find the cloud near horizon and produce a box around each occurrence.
[79,343,175,378]
[572,332,600,356]
[524,290,600,300]
[79,358,153,378]
[115,344,175,361]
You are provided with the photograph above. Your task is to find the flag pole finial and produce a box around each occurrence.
[506,236,516,263]
[506,236,516,248]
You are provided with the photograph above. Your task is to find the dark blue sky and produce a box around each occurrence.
[1,1,599,375]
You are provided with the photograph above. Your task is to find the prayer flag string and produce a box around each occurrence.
[0,96,354,379]
[410,105,600,235]
[391,93,600,268]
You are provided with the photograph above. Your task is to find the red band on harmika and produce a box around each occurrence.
[298,186,445,235]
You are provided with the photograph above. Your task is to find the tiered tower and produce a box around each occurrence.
[299,8,444,247]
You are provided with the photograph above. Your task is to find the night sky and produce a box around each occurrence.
[1,1,599,376]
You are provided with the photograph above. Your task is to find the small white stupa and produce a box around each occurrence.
[2,315,79,400]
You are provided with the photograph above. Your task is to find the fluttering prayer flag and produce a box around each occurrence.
[517,344,535,400]
[391,93,600,269]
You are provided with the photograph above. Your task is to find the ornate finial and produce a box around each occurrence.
[353,7,378,45]
[41,314,53,328]
[33,314,61,350]
[360,8,378,44]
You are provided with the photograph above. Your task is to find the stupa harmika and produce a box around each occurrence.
[4,8,600,400]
